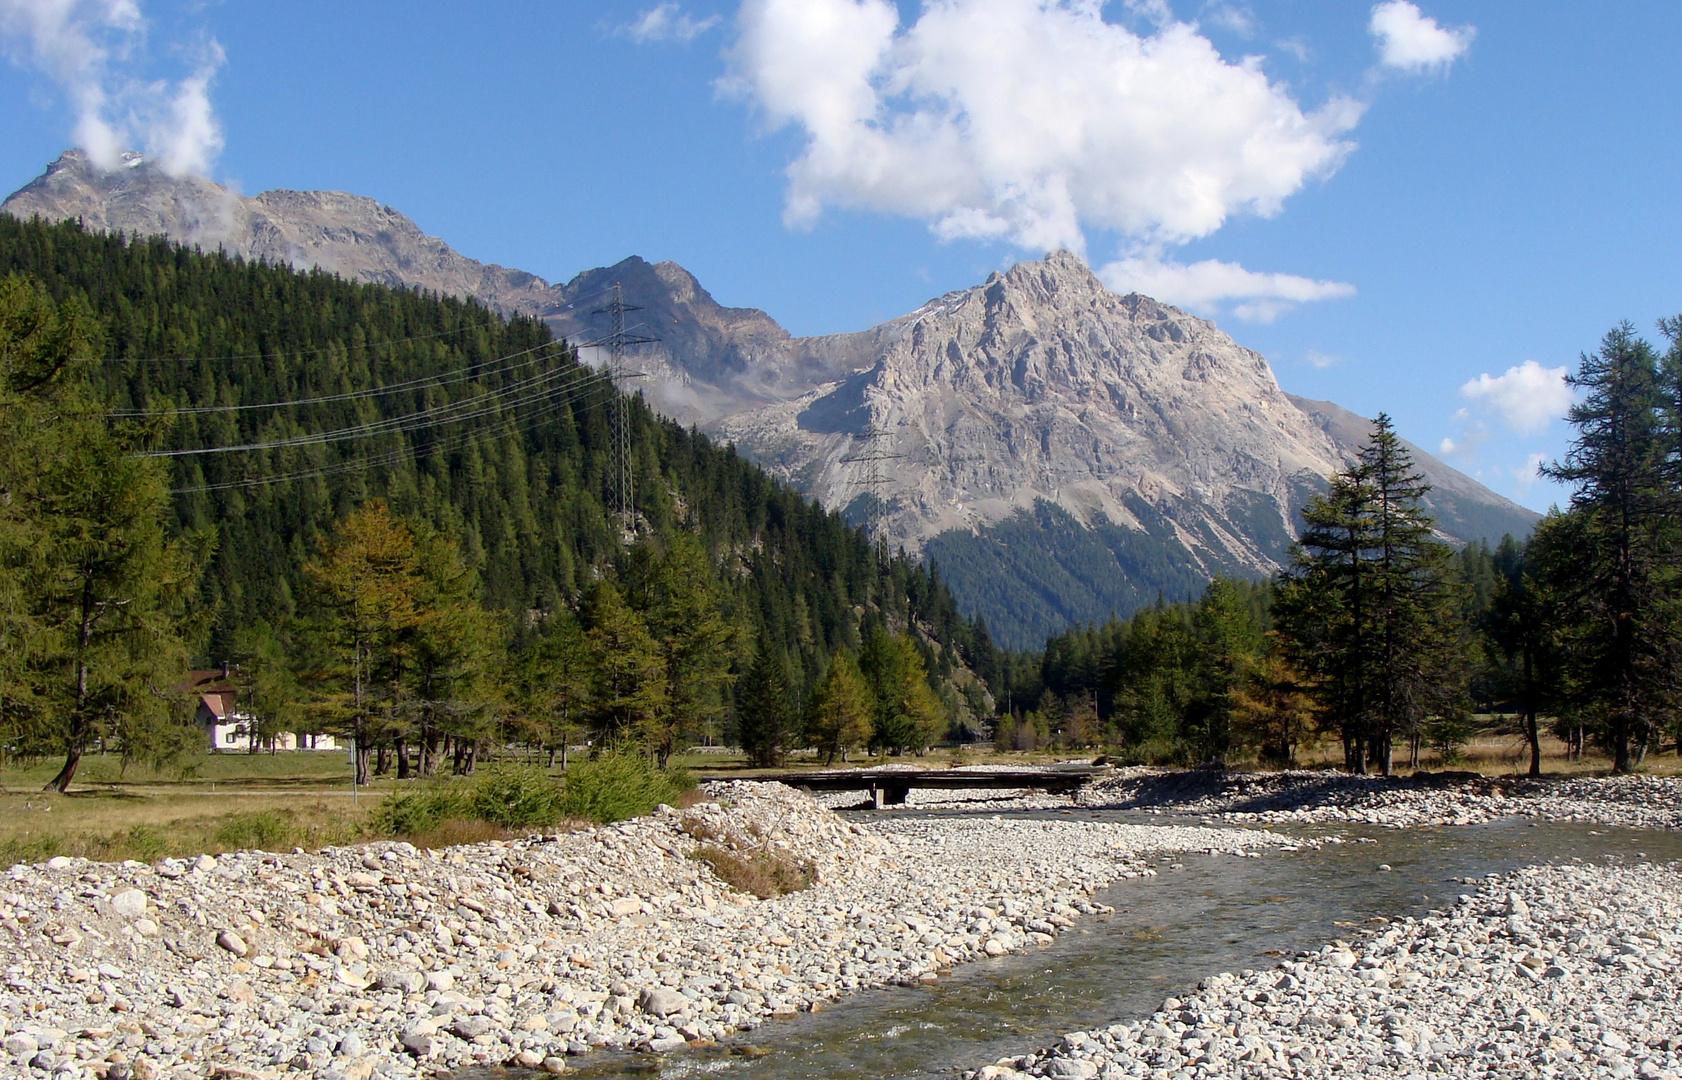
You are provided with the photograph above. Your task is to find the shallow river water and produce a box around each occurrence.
[481,811,1682,1080]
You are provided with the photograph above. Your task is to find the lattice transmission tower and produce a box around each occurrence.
[840,424,902,550]
[585,284,658,532]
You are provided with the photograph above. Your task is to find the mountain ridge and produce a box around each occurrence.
[3,150,1539,647]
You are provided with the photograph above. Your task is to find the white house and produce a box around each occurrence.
[186,668,337,752]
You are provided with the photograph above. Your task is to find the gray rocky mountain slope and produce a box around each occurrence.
[4,150,1538,646]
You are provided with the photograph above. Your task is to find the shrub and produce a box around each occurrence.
[214,811,294,852]
[467,767,565,828]
[373,785,472,837]
[374,756,693,838]
[556,753,692,824]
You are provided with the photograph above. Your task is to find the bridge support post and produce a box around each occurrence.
[870,783,909,807]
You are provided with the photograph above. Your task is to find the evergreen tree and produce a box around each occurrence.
[514,610,593,769]
[1183,579,1263,762]
[1230,649,1317,766]
[1536,325,1680,771]
[624,534,743,765]
[1481,536,1566,777]
[1275,415,1464,774]
[400,523,503,777]
[0,276,203,791]
[304,500,420,786]
[859,629,945,754]
[580,580,667,748]
[736,643,792,767]
[807,650,872,764]
[227,621,305,752]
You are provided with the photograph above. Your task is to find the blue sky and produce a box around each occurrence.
[3,1,1681,514]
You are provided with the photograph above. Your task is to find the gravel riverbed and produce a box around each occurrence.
[9,770,1679,1080]
[965,861,1682,1080]
[818,765,1682,831]
[0,781,1286,1080]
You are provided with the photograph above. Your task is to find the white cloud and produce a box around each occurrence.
[1198,2,1255,38]
[725,0,1362,256]
[1511,452,1549,498]
[1458,360,1572,435]
[1304,349,1341,369]
[0,0,224,176]
[624,3,721,44]
[1099,254,1354,322]
[1369,1,1473,74]
[1437,423,1487,458]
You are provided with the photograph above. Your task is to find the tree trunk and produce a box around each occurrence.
[374,743,390,777]
[1525,710,1542,778]
[461,741,478,776]
[396,737,411,780]
[420,728,443,778]
[353,739,371,787]
[44,747,81,793]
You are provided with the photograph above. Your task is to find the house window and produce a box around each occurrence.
[225,732,238,744]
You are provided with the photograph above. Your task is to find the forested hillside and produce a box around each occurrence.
[0,217,998,709]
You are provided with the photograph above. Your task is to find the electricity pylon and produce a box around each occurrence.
[586,284,658,531]
[841,424,902,550]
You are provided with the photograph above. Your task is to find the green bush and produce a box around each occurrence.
[214,811,294,852]
[374,757,694,836]
[556,753,692,824]
[467,767,565,828]
[373,785,472,837]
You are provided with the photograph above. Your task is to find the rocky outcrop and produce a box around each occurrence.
[717,252,1348,561]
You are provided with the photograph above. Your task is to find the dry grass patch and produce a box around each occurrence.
[0,794,378,864]
[690,844,814,899]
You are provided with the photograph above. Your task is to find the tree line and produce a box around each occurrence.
[1000,323,1682,775]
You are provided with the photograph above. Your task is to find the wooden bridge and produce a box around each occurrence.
[698,764,1110,808]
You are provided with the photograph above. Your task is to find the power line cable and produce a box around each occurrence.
[139,359,600,458]
[109,340,562,416]
[170,360,625,494]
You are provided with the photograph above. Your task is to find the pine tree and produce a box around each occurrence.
[400,523,503,778]
[807,651,872,764]
[304,500,420,786]
[515,611,593,769]
[0,276,203,791]
[227,620,305,752]
[736,644,792,767]
[1536,325,1680,771]
[1481,536,1565,777]
[860,629,946,755]
[1275,415,1464,774]
[581,580,667,748]
[625,534,743,765]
